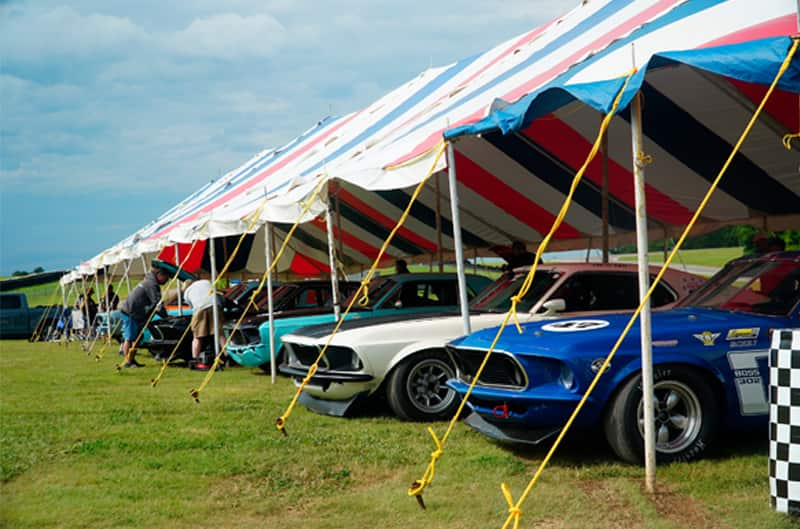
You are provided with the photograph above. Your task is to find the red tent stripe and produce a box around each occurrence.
[454,151,582,239]
[308,217,390,262]
[337,188,439,253]
[522,117,696,225]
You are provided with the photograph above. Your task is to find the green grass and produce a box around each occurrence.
[0,340,793,529]
[616,247,744,268]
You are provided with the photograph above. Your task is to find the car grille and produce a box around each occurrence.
[286,343,361,371]
[446,345,527,390]
[228,327,261,346]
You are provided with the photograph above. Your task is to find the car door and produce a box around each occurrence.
[0,295,27,335]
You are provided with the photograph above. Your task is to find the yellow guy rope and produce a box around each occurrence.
[497,38,799,529]
[115,237,201,371]
[150,199,269,387]
[275,142,448,435]
[29,279,63,342]
[188,179,330,402]
[408,69,637,510]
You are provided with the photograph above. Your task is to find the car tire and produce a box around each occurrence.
[386,350,460,421]
[603,365,718,465]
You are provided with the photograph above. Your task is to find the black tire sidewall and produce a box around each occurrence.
[605,365,718,464]
[387,350,458,421]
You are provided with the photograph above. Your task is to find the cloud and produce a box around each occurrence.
[167,13,287,59]
[0,5,148,63]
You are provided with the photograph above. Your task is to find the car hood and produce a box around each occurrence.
[291,310,463,339]
[448,307,786,358]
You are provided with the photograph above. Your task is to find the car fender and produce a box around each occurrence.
[600,352,728,417]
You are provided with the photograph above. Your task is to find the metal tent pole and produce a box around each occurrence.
[208,238,221,362]
[265,222,277,384]
[175,245,183,316]
[325,185,341,322]
[446,142,470,335]
[125,259,132,294]
[631,92,656,492]
[601,117,610,263]
[103,266,111,342]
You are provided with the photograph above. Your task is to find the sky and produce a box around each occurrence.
[0,0,567,275]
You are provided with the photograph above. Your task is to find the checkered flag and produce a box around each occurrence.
[769,329,800,516]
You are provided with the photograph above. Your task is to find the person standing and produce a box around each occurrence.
[183,279,225,369]
[118,262,170,368]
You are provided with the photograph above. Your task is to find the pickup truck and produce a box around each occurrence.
[0,293,54,338]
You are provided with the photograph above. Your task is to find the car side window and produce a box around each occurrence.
[393,281,456,308]
[550,272,677,312]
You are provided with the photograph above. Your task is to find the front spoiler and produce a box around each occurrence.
[279,365,374,388]
[298,391,369,417]
[464,412,559,445]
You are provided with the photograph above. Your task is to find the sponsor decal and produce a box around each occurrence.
[692,331,720,346]
[726,328,760,341]
[729,339,758,348]
[541,320,609,332]
[652,339,679,347]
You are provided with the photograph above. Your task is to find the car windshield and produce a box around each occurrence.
[471,271,558,312]
[681,260,799,315]
[341,277,397,310]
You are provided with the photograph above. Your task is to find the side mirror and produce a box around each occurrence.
[540,298,566,316]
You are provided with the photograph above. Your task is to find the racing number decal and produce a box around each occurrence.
[727,350,769,415]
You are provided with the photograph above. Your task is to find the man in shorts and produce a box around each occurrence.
[118,262,171,368]
[183,279,225,369]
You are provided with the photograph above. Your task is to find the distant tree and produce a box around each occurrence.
[11,270,28,277]
[33,266,44,274]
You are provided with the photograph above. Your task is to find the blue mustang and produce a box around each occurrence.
[447,252,799,464]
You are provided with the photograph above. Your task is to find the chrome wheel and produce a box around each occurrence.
[405,357,455,414]
[637,380,702,455]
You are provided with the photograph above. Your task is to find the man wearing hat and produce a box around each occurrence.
[118,261,171,368]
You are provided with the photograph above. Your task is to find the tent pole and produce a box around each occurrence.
[325,184,341,322]
[446,142,470,335]
[434,172,444,272]
[209,238,221,362]
[103,266,111,342]
[265,222,276,384]
[631,92,656,492]
[125,259,132,294]
[94,272,101,333]
[335,182,344,260]
[175,245,183,316]
[601,116,610,263]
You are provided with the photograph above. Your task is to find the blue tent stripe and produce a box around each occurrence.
[299,57,481,178]
[618,81,800,214]
[483,131,638,231]
[375,190,488,248]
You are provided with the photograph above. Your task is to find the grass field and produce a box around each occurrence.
[616,247,744,268]
[0,340,793,529]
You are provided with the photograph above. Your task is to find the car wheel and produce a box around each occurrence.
[603,365,718,464]
[387,350,459,421]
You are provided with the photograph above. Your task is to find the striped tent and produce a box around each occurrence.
[87,0,798,279]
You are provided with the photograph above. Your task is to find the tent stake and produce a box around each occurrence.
[631,91,656,493]
[446,142,470,335]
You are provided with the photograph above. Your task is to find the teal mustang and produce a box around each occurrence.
[225,272,492,368]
